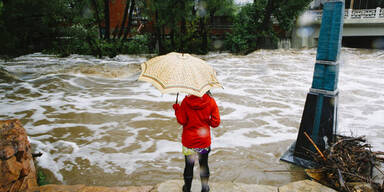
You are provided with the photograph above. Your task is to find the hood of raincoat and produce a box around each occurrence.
[185,94,211,110]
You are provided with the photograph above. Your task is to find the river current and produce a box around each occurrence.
[0,48,383,186]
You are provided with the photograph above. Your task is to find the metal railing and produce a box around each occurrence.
[310,7,384,21]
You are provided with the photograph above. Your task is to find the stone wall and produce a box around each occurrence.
[0,119,37,192]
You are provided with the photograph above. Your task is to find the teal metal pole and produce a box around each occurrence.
[281,0,344,168]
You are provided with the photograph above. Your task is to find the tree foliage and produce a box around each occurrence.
[137,0,236,54]
[274,0,313,34]
[225,3,266,54]
[0,0,313,57]
[0,0,72,56]
[0,0,236,57]
[0,0,134,57]
[226,0,312,54]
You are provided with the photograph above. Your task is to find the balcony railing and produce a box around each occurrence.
[310,7,384,21]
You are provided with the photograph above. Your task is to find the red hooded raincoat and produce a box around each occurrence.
[173,94,220,149]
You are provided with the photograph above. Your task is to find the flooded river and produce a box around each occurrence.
[0,48,383,186]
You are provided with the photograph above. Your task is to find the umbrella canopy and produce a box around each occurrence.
[138,52,222,97]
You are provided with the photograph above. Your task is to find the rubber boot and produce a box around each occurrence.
[182,177,193,192]
[201,176,210,192]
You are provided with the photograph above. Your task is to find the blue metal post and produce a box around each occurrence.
[280,1,344,168]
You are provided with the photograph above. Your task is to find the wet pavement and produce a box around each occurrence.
[30,179,337,192]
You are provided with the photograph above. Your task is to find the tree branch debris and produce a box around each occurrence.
[305,135,384,192]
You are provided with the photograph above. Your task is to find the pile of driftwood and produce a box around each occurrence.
[305,135,384,192]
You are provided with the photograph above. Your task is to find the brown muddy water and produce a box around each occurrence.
[0,48,383,186]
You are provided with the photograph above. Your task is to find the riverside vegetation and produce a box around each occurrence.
[2,1,384,58]
[0,0,316,58]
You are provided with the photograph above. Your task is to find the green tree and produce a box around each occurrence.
[141,0,235,54]
[226,0,312,54]
[205,0,236,22]
[0,0,152,58]
[0,0,239,57]
[198,0,236,53]
[225,3,266,54]
[0,0,75,56]
[90,0,103,39]
[142,0,195,53]
[273,0,313,36]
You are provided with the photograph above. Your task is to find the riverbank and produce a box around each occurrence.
[29,179,338,192]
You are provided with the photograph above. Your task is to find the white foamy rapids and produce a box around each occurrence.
[337,48,384,149]
[2,53,146,80]
[0,49,383,184]
[30,135,180,183]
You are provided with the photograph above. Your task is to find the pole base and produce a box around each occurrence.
[280,142,317,168]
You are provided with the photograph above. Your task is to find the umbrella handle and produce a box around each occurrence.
[176,93,179,104]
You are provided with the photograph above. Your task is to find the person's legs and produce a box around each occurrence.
[183,154,195,192]
[198,152,210,192]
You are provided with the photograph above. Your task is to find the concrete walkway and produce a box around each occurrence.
[155,179,337,192]
[29,179,337,192]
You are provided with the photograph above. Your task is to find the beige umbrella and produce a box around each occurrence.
[138,52,222,98]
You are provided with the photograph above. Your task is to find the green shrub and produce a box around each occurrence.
[37,169,49,186]
[45,23,152,57]
[120,34,151,54]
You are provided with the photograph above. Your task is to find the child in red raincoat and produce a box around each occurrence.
[173,91,220,192]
